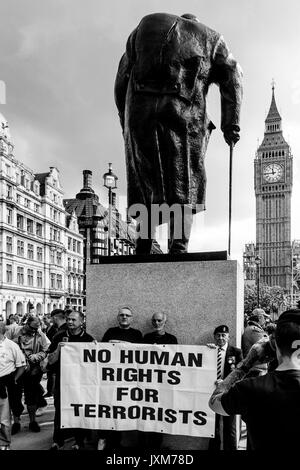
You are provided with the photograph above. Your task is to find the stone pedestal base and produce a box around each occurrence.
[86,252,243,450]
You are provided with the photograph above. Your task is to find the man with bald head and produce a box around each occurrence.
[143,313,177,345]
[141,313,177,449]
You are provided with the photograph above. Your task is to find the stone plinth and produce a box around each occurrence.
[86,252,243,449]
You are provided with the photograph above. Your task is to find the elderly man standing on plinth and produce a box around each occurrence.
[115,12,243,254]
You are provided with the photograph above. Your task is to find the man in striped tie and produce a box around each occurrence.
[209,325,243,450]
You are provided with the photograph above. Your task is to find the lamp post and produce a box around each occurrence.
[255,255,262,307]
[103,163,118,256]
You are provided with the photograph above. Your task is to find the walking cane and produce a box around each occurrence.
[228,142,234,258]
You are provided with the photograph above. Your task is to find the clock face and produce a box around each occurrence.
[263,163,284,183]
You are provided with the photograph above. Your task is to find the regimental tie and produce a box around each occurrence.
[217,347,223,380]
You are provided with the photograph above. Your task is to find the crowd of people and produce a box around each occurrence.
[1,304,299,451]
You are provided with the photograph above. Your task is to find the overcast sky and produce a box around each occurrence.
[1,0,300,262]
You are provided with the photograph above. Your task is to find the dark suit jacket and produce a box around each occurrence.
[224,344,243,378]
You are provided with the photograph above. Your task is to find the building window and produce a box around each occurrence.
[6,236,12,253]
[27,219,33,234]
[77,241,81,253]
[37,246,43,261]
[68,237,72,250]
[17,214,24,230]
[24,198,30,209]
[50,250,55,264]
[50,273,56,289]
[72,239,76,252]
[36,223,42,237]
[78,260,81,273]
[57,251,62,265]
[28,243,34,260]
[33,182,39,195]
[57,274,62,289]
[34,203,39,213]
[16,194,21,204]
[5,164,11,177]
[37,271,43,288]
[7,208,13,225]
[17,240,24,257]
[27,269,34,286]
[7,184,12,199]
[17,267,24,285]
[73,259,76,271]
[68,257,71,270]
[6,264,12,283]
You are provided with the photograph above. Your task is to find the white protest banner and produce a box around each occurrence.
[61,343,217,437]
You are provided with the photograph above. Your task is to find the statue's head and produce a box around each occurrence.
[181,13,200,23]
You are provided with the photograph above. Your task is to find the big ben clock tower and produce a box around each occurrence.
[255,84,292,289]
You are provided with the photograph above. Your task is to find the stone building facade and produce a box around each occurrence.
[0,113,84,319]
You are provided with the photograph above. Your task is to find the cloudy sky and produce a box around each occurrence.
[1,0,300,262]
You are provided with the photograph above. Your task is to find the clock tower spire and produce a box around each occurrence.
[254,85,292,289]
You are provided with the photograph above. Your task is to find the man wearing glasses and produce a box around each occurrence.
[97,307,142,450]
[102,307,143,344]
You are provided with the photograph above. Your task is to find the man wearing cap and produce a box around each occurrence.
[209,308,300,450]
[209,325,242,451]
[242,308,269,377]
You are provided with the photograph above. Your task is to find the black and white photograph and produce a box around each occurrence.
[0,0,300,458]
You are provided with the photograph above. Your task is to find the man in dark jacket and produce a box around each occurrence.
[209,325,243,451]
[209,309,300,450]
[143,313,177,345]
[48,310,94,450]
[115,12,243,254]
[102,307,142,344]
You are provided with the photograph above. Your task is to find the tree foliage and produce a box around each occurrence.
[244,284,289,316]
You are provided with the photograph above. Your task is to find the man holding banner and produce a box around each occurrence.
[208,325,242,451]
[48,310,94,450]
[142,312,178,449]
[97,307,143,450]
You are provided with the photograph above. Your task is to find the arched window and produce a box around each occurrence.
[5,301,12,317]
[16,302,23,315]
[36,303,42,315]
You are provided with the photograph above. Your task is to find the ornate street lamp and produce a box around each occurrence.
[103,163,118,256]
[255,255,262,307]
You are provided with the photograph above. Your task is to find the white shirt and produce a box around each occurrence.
[217,342,228,379]
[0,337,26,377]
